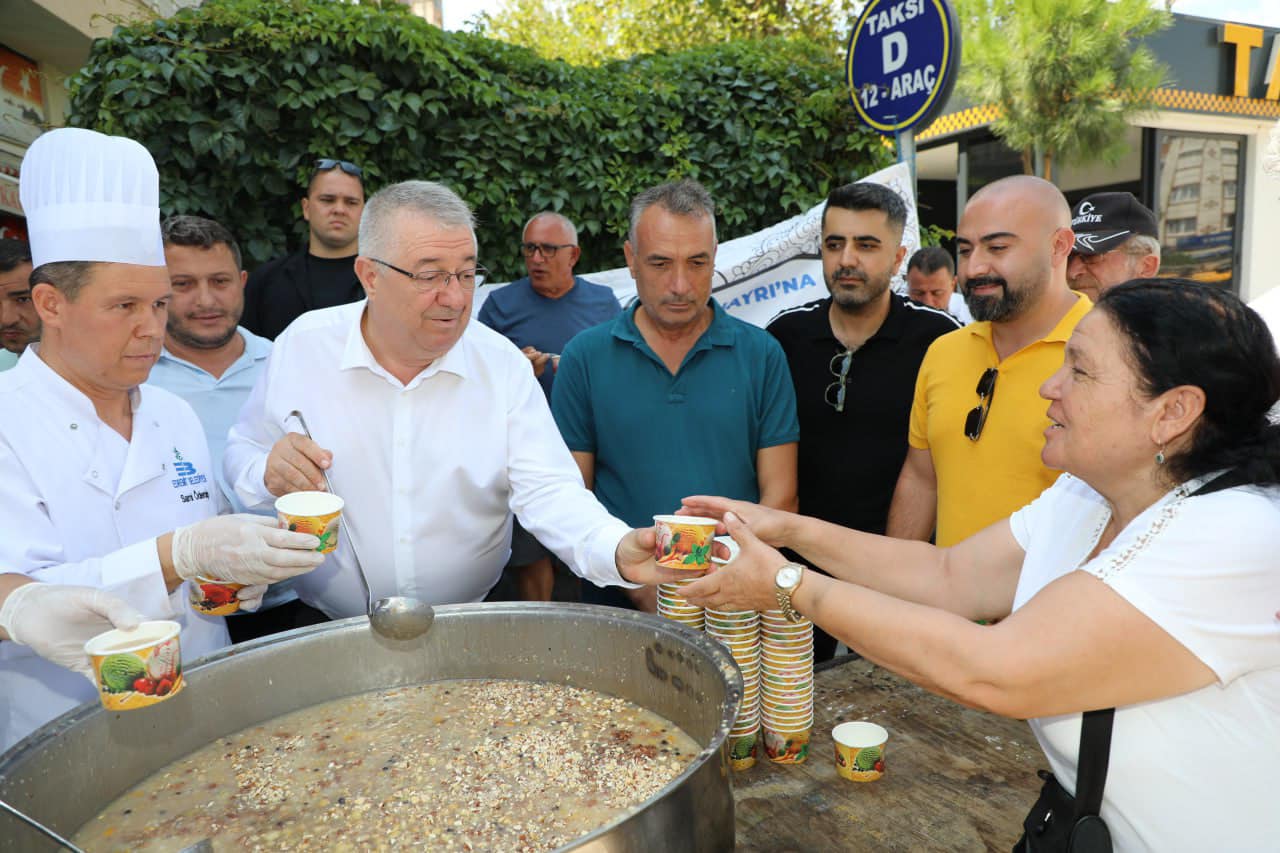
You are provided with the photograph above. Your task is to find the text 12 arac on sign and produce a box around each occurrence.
[845,0,961,135]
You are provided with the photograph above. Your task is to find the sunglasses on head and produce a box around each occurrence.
[964,367,999,441]
[314,158,363,177]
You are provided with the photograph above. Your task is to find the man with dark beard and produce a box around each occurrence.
[887,175,1091,547]
[767,181,959,660]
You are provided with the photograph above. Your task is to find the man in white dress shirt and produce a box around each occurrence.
[224,181,685,618]
[0,129,325,753]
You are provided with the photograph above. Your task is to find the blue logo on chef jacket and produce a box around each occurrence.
[171,447,208,489]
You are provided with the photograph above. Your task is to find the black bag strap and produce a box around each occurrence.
[1070,469,1247,820]
[1187,468,1249,498]
[1073,708,1114,818]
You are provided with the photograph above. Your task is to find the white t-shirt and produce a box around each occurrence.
[1249,288,1280,423]
[1009,474,1280,852]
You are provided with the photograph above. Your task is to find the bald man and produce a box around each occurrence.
[887,176,1092,546]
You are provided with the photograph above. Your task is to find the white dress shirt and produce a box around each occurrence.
[223,302,634,619]
[0,348,230,752]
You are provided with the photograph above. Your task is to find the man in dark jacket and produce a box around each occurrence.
[242,159,366,340]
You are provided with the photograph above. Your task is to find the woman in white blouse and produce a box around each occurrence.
[681,279,1280,851]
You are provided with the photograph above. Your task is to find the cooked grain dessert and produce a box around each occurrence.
[74,679,700,852]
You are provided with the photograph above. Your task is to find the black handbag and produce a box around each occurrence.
[1013,708,1114,853]
[1013,470,1247,853]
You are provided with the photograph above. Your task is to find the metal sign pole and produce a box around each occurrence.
[890,115,917,198]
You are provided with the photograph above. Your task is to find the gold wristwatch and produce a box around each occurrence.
[774,562,806,623]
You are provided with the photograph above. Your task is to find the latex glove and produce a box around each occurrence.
[173,514,325,586]
[234,584,269,612]
[0,583,144,678]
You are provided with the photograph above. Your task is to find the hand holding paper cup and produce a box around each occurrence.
[0,583,144,679]
[653,515,718,571]
[188,576,248,615]
[84,620,184,710]
[172,514,326,585]
[276,490,344,553]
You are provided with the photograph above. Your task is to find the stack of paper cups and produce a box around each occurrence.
[706,608,761,770]
[657,578,704,632]
[760,609,814,764]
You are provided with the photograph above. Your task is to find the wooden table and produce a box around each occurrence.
[732,657,1044,852]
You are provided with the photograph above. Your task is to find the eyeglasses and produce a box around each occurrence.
[824,349,855,412]
[369,258,487,292]
[964,367,999,441]
[314,159,363,177]
[520,242,576,259]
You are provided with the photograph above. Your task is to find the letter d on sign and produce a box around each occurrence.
[882,31,908,74]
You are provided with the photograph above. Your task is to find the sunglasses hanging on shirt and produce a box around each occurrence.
[824,349,856,413]
[964,367,999,441]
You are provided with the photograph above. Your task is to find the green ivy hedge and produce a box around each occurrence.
[67,0,890,278]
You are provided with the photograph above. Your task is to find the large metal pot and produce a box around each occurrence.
[0,603,742,852]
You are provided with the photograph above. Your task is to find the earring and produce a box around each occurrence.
[1155,443,1166,465]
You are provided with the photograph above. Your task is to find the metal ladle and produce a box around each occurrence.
[287,411,434,641]
[1,795,214,853]
[0,797,84,852]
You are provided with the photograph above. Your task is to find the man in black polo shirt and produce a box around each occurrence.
[242,159,366,340]
[767,182,960,660]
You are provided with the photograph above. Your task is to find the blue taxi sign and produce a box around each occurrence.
[845,0,961,135]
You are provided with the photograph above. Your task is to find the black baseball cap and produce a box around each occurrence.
[1070,192,1158,255]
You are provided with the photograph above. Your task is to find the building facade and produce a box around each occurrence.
[913,12,1280,300]
[2,0,198,239]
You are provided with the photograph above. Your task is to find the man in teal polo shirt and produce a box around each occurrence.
[552,179,799,611]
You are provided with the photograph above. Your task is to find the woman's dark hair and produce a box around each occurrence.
[1097,278,1280,486]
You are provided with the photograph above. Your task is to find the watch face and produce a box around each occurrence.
[777,565,802,589]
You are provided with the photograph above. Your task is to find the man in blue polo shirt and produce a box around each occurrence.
[150,216,323,641]
[477,212,620,601]
[552,180,799,611]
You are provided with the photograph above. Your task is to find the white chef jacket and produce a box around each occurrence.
[0,348,230,753]
[224,301,635,619]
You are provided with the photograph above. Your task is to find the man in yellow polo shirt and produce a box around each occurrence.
[887,176,1091,546]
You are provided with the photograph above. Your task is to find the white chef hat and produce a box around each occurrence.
[19,127,166,268]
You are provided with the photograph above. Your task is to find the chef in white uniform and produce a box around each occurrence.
[0,129,325,753]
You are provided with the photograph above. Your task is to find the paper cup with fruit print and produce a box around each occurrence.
[653,515,718,571]
[187,576,247,615]
[276,490,344,553]
[84,620,184,710]
[833,721,889,782]
[728,727,759,771]
[762,724,811,764]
